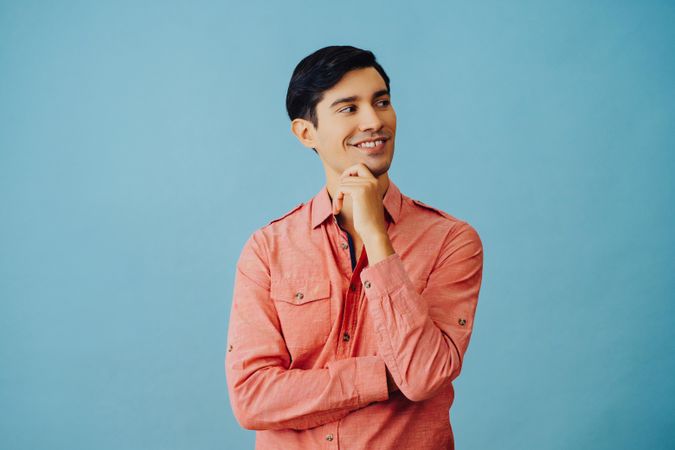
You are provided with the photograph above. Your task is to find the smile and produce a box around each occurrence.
[351,139,387,154]
[355,139,385,148]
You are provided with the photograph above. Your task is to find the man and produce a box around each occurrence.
[225,45,484,449]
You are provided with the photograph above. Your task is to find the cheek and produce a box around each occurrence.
[334,128,353,146]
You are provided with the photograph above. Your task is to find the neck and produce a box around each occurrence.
[326,171,390,232]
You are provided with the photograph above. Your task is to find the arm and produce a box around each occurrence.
[359,221,484,402]
[225,230,390,431]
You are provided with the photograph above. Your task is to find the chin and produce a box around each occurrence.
[362,160,392,178]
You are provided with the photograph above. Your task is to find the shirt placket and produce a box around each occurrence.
[331,215,368,358]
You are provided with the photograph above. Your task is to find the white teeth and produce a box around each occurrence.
[356,140,383,148]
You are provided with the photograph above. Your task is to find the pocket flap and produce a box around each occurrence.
[271,277,331,305]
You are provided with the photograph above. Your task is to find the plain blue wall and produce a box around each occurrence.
[1,1,673,449]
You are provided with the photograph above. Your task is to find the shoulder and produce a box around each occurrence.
[408,197,461,223]
[263,201,305,228]
[240,201,305,259]
[407,196,481,241]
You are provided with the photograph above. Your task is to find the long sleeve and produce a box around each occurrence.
[359,221,484,402]
[225,230,390,431]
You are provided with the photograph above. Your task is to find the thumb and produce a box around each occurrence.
[333,191,344,215]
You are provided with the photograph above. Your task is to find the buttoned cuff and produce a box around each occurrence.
[354,356,390,405]
[327,356,389,407]
[359,252,412,298]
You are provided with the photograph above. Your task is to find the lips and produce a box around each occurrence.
[352,137,389,147]
[351,139,387,154]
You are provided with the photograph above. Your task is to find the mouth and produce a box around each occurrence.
[349,138,388,154]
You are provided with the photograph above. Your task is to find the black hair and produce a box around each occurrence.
[286,45,391,154]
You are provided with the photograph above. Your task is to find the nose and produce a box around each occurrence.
[358,104,383,132]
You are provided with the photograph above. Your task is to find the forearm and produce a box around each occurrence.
[360,226,483,402]
[226,351,389,430]
[366,282,461,402]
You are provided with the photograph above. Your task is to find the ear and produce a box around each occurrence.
[290,118,318,150]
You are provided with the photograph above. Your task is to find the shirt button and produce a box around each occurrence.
[295,291,304,300]
[458,318,466,326]
[340,242,349,250]
[326,433,334,441]
[343,332,350,342]
[364,280,371,289]
[350,284,356,292]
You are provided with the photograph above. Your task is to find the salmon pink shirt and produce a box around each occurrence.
[225,179,484,449]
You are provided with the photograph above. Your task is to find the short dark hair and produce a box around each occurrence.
[286,45,391,154]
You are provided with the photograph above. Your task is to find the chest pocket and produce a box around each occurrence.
[271,277,332,350]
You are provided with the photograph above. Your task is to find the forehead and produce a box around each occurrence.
[319,67,388,107]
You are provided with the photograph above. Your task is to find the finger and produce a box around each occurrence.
[338,178,370,186]
[333,191,345,215]
[341,169,359,179]
[340,173,358,185]
[333,192,340,215]
[340,163,373,179]
[332,184,360,214]
[340,165,360,178]
[339,164,360,179]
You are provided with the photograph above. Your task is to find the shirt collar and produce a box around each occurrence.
[311,178,402,229]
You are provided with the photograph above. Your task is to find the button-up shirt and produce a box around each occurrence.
[225,179,484,449]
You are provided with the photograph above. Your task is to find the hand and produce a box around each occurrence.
[332,163,388,240]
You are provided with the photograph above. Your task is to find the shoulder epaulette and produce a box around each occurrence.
[266,202,304,226]
[411,198,457,222]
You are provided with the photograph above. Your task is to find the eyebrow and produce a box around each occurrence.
[329,89,390,109]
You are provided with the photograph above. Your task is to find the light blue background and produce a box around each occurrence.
[1,1,673,449]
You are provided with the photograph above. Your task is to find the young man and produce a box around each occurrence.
[225,45,484,449]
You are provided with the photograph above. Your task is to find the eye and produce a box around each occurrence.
[338,100,390,114]
[338,106,356,113]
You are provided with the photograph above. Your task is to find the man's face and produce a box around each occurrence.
[296,67,397,179]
